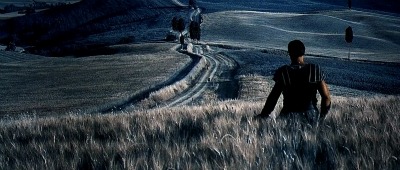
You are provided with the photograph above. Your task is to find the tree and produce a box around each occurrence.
[348,0,352,9]
[171,16,178,31]
[345,26,353,43]
[345,26,353,60]
[177,18,185,33]
[189,21,196,40]
[189,0,196,8]
[189,21,201,42]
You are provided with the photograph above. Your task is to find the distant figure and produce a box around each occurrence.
[255,40,331,126]
[348,0,352,9]
[5,41,16,51]
[180,34,185,50]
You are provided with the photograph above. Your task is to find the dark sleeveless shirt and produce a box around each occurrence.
[273,63,325,113]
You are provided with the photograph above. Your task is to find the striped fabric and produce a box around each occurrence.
[273,63,325,113]
[274,64,324,86]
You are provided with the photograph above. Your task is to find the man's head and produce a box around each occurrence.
[288,40,305,59]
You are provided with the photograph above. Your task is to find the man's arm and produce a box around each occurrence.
[318,80,331,120]
[257,83,283,118]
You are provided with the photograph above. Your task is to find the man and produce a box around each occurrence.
[256,40,331,126]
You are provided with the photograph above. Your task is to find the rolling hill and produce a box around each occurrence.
[0,0,185,56]
[198,0,400,14]
[1,0,400,169]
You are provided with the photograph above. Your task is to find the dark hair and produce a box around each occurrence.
[288,40,305,58]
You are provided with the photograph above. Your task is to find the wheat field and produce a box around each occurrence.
[1,95,399,169]
[1,44,399,170]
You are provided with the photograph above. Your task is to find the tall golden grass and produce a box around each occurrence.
[1,95,399,169]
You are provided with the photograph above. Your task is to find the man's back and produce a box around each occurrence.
[274,64,324,113]
[257,40,331,125]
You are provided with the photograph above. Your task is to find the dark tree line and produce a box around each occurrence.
[171,17,201,42]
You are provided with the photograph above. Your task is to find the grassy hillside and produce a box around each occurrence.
[0,43,191,116]
[198,0,400,14]
[202,10,400,63]
[0,0,79,8]
[0,1,399,169]
[222,49,400,95]
[0,0,184,56]
[0,96,399,169]
[1,45,399,168]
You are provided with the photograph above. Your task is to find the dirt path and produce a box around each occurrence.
[165,45,238,107]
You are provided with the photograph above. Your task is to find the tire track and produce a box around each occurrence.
[166,46,219,107]
[165,46,239,107]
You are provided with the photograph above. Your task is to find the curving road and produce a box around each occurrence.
[165,45,238,107]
